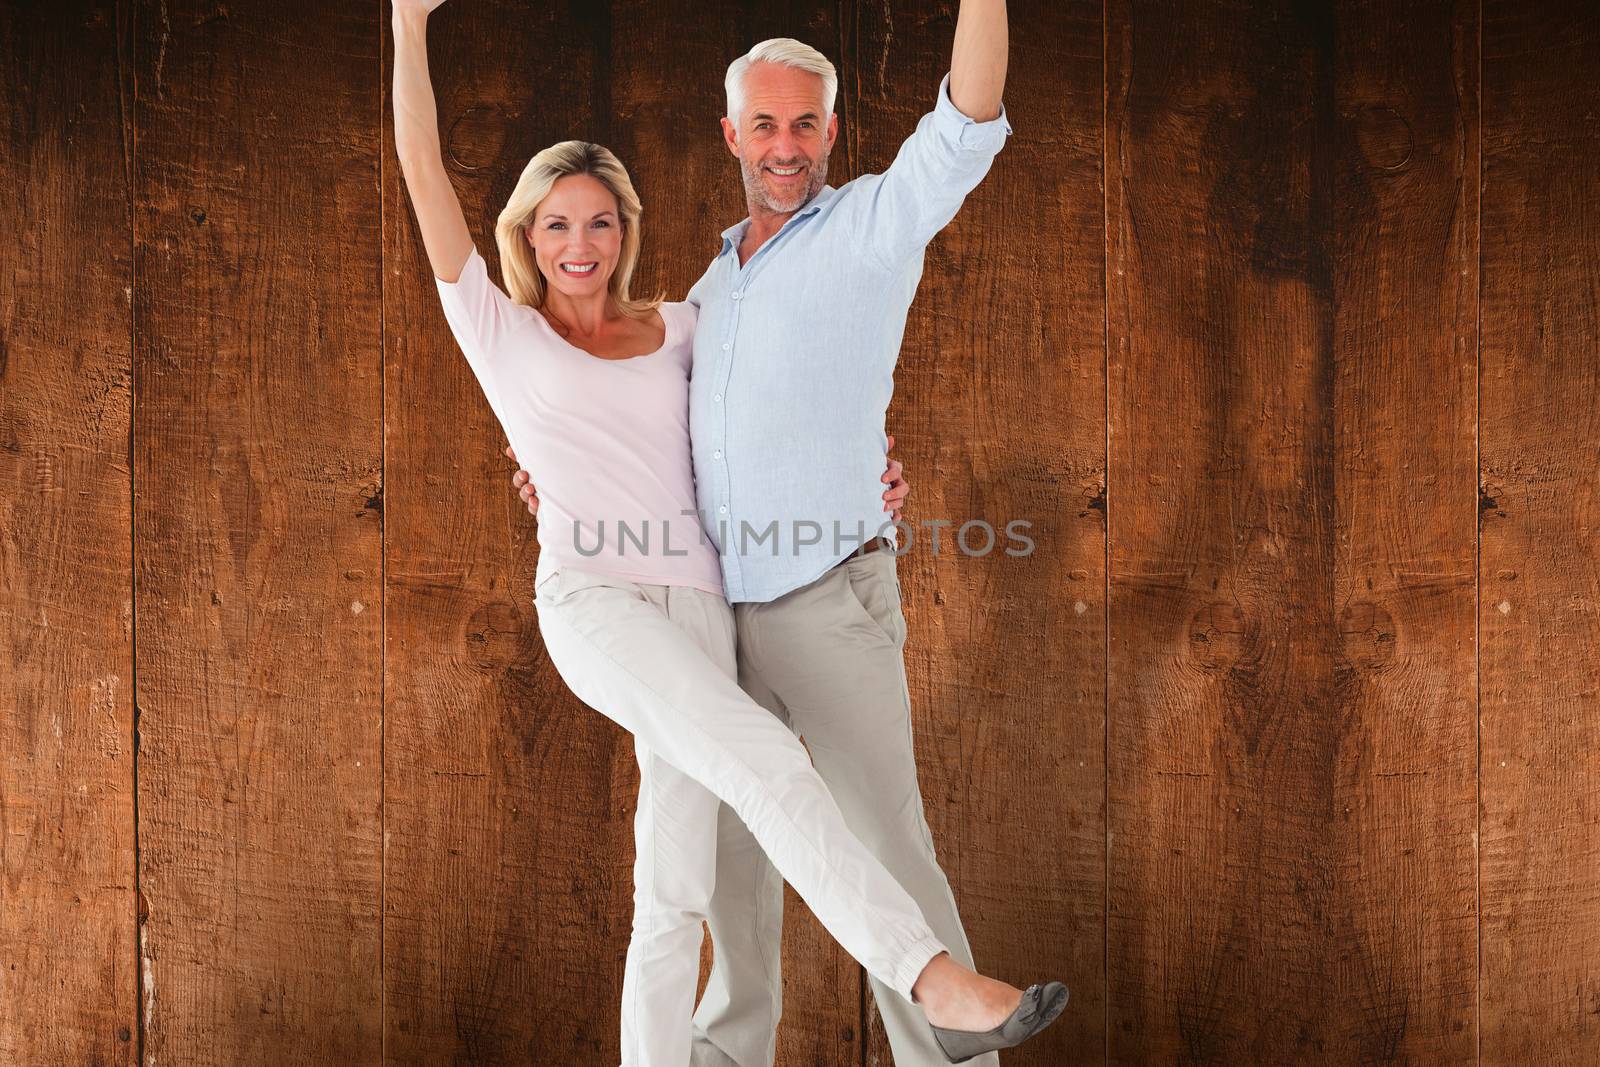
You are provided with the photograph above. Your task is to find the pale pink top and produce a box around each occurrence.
[434,244,725,597]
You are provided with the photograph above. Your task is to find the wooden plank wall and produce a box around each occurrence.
[1479,0,1600,1061]
[131,0,388,1064]
[0,1,139,1063]
[0,1,1595,1065]
[1105,0,1480,1061]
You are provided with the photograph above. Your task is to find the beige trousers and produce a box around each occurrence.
[690,548,995,1067]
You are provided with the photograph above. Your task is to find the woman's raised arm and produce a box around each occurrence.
[391,0,474,283]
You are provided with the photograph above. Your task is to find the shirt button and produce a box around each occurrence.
[722,343,730,350]
[719,505,727,513]
[731,291,742,300]
[713,394,722,402]
[713,450,722,459]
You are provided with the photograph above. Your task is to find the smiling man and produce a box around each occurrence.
[681,16,1014,1065]
[510,4,1019,1063]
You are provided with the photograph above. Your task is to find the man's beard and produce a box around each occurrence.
[740,151,830,214]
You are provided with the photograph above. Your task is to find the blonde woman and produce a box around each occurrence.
[391,1,1066,1063]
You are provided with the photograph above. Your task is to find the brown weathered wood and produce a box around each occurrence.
[1105,0,1478,1061]
[1480,2,1600,1063]
[131,0,385,1062]
[0,1,138,1064]
[10,0,1600,1061]
[1327,2,1481,1061]
[841,2,1102,1063]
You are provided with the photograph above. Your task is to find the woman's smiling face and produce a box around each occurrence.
[526,173,623,298]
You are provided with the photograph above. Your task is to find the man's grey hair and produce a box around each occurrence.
[724,37,838,133]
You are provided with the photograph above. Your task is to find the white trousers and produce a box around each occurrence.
[532,565,948,1067]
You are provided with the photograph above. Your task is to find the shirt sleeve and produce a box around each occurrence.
[434,243,523,433]
[434,244,523,380]
[842,71,1013,271]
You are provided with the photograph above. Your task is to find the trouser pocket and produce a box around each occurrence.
[842,552,906,648]
[538,566,652,610]
[535,569,564,604]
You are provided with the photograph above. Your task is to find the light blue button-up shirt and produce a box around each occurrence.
[686,71,1012,603]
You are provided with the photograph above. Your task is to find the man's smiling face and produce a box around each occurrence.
[722,61,839,216]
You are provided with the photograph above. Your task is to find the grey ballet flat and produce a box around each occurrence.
[928,980,1070,1063]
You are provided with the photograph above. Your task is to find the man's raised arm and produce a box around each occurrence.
[839,0,1012,271]
[949,0,1008,122]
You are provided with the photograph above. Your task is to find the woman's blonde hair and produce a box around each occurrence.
[492,140,662,318]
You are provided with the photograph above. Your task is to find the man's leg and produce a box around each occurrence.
[735,550,1000,1067]
[689,670,789,1067]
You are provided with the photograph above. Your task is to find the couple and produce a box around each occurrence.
[392,0,1067,1063]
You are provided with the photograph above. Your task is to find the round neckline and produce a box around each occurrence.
[533,302,674,363]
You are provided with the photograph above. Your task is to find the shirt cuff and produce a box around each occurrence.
[933,70,1013,151]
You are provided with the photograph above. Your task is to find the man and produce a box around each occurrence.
[512,4,1016,1063]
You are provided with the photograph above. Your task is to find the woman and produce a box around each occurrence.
[390,1,1067,1063]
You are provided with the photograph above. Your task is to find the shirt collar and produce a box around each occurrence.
[718,184,839,258]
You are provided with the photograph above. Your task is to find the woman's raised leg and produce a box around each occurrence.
[534,568,947,1003]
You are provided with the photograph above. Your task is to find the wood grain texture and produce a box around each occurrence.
[8,1,1600,1063]
[1480,1,1600,1062]
[0,1,138,1064]
[131,0,384,1062]
[1328,3,1479,1062]
[839,1,1105,1063]
[1106,0,1478,1061]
